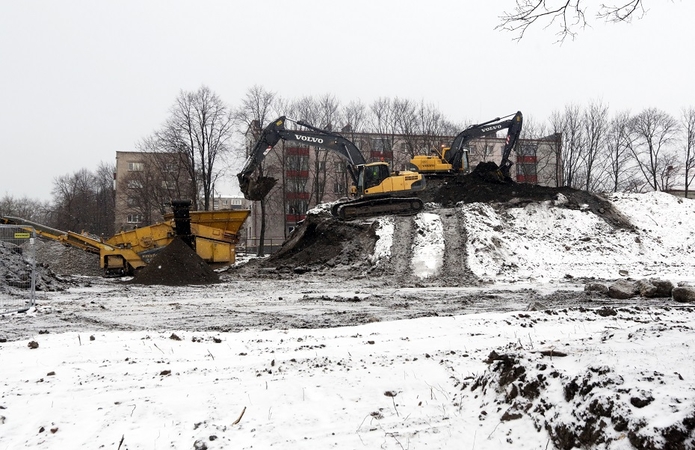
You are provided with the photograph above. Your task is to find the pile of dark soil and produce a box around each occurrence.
[130,237,219,286]
[424,163,633,229]
[234,210,377,277]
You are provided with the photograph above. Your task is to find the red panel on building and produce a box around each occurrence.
[369,151,393,160]
[286,214,306,223]
[517,155,537,163]
[286,192,310,200]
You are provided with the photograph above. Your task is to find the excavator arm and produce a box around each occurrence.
[447,111,523,174]
[237,116,366,201]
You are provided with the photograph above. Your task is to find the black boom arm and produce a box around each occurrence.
[447,111,523,172]
[237,117,367,200]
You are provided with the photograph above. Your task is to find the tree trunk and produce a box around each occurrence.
[257,198,267,257]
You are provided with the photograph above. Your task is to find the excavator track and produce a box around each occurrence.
[332,196,424,221]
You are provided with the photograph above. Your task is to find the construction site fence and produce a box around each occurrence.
[0,225,36,315]
[237,238,284,256]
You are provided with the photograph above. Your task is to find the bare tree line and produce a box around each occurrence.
[4,84,694,240]
[549,101,694,195]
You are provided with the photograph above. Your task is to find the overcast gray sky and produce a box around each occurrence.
[2,1,693,201]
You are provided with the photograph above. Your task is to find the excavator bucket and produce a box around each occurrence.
[238,173,277,201]
[471,161,513,184]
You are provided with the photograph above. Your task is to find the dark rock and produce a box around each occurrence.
[672,286,695,303]
[636,279,657,298]
[608,280,639,299]
[584,282,608,295]
[649,278,674,297]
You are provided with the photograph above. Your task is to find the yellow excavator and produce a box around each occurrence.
[237,117,426,220]
[410,111,523,181]
[1,200,249,277]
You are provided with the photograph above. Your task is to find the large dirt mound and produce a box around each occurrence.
[234,173,635,282]
[34,238,102,277]
[130,237,220,286]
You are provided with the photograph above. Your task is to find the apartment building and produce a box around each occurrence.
[113,151,249,232]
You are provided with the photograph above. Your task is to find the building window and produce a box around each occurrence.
[518,143,537,157]
[335,161,346,174]
[127,214,143,224]
[334,181,346,195]
[127,180,143,189]
[287,155,309,171]
[128,162,145,172]
[126,197,138,207]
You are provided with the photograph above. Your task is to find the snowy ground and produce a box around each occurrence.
[1,191,695,449]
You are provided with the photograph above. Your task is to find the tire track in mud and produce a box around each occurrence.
[387,215,415,281]
[436,207,478,285]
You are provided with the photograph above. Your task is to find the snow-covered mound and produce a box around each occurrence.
[463,192,695,282]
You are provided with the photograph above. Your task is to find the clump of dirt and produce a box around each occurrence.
[130,237,220,286]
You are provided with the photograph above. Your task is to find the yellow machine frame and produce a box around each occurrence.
[1,209,250,277]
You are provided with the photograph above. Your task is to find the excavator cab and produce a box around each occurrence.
[410,145,470,175]
[354,162,426,197]
[409,111,522,180]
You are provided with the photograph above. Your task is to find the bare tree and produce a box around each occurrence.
[341,100,367,135]
[313,94,341,204]
[551,104,585,188]
[581,100,610,191]
[627,108,680,191]
[368,98,398,162]
[51,168,114,235]
[160,86,234,210]
[498,0,649,41]
[682,107,695,197]
[0,195,51,223]
[93,162,116,236]
[605,110,634,192]
[235,85,277,256]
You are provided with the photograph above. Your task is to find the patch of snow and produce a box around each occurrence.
[369,217,394,266]
[462,194,695,282]
[306,201,339,215]
[411,212,444,278]
[2,307,694,449]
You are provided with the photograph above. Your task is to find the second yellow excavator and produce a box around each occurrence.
[410,111,523,181]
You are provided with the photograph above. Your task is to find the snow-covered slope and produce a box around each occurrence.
[461,192,694,282]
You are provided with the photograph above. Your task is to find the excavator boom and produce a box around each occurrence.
[238,117,366,201]
[237,116,425,220]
